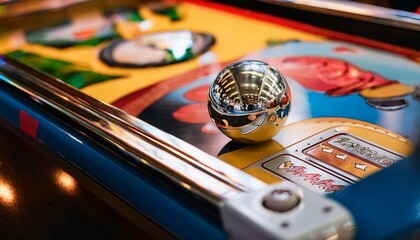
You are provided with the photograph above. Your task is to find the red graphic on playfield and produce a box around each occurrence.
[266,56,395,96]
[172,85,219,134]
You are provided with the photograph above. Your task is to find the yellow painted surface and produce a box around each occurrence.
[243,168,282,185]
[0,2,323,103]
[360,83,415,99]
[218,140,285,169]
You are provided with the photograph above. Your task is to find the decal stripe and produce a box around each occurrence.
[19,110,39,140]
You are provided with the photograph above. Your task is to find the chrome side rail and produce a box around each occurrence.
[0,56,266,206]
[260,0,420,31]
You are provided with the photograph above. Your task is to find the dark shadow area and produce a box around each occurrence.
[0,119,157,239]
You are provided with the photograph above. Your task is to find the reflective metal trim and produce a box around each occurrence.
[0,56,266,206]
[260,0,420,31]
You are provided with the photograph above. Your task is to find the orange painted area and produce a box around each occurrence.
[74,29,95,40]
[305,144,381,178]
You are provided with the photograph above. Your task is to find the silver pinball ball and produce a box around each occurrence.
[208,60,291,144]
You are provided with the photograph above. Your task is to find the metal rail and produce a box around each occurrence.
[260,0,420,31]
[0,56,266,206]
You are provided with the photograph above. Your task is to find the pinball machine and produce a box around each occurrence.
[0,0,419,239]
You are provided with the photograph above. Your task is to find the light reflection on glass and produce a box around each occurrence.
[55,170,77,194]
[0,180,15,206]
[138,20,153,31]
[181,182,191,190]
[140,159,150,165]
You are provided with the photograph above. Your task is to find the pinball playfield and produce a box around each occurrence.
[0,0,419,239]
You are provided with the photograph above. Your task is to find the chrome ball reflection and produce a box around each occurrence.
[208,60,291,144]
